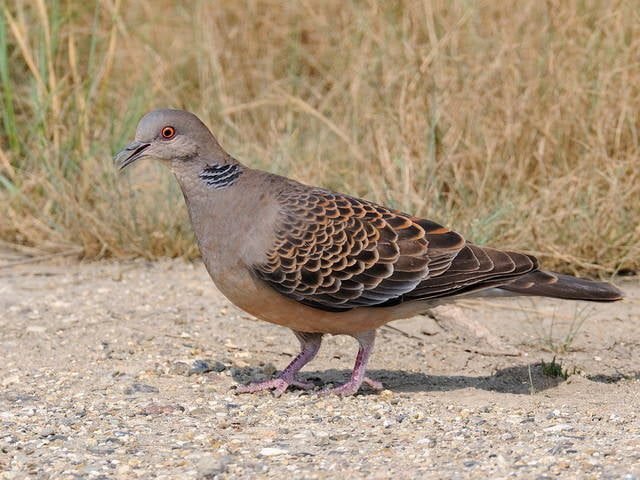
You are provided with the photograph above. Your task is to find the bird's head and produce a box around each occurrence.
[115,109,225,170]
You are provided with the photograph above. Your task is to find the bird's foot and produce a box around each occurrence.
[236,377,315,397]
[363,377,384,391]
[320,376,384,397]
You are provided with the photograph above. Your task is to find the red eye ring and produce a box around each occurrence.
[161,126,175,139]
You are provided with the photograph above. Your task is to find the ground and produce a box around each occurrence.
[1,256,639,479]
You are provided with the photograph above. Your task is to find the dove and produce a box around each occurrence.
[115,109,623,396]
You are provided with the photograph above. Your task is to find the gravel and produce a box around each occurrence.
[0,257,639,478]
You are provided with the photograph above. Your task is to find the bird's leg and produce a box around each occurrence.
[236,331,322,396]
[322,330,383,396]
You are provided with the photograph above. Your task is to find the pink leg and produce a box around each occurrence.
[322,330,383,396]
[236,331,322,396]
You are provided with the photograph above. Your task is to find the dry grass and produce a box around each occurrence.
[1,0,638,274]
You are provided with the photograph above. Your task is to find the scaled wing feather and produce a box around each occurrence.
[253,182,539,311]
[253,185,466,311]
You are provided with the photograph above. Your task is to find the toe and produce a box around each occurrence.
[319,376,383,397]
[235,376,315,396]
[363,377,383,391]
[319,382,361,397]
[235,378,287,394]
[290,378,316,390]
[272,380,289,397]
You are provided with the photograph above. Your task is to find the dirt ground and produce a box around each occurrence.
[1,255,639,479]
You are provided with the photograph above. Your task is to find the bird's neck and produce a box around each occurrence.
[170,153,242,197]
[171,158,276,274]
[172,156,243,244]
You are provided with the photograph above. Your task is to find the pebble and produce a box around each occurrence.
[140,403,185,415]
[124,383,159,394]
[417,438,437,448]
[259,447,289,457]
[196,455,231,477]
[2,375,20,386]
[189,359,227,375]
[26,325,46,334]
[171,361,191,375]
[544,424,573,433]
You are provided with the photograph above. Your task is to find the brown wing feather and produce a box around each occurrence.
[500,271,623,301]
[253,185,465,311]
[404,245,537,300]
[254,183,540,311]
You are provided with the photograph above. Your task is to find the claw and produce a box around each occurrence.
[363,376,384,391]
[236,376,316,396]
[320,376,383,396]
[290,378,316,390]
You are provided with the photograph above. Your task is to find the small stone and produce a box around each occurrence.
[117,465,131,475]
[190,359,226,375]
[469,416,485,425]
[417,437,437,448]
[26,325,46,333]
[170,361,191,375]
[39,428,55,438]
[259,447,289,457]
[190,407,214,416]
[379,389,394,400]
[548,441,573,455]
[87,446,115,455]
[140,404,185,415]
[196,455,231,477]
[125,383,159,394]
[1,375,20,386]
[544,423,573,433]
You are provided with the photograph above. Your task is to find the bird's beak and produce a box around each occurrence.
[114,140,151,170]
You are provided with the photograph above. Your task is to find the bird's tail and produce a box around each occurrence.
[499,270,623,302]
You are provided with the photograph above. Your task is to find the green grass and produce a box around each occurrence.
[541,356,575,380]
[0,1,638,274]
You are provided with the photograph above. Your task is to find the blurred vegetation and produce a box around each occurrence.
[0,0,638,275]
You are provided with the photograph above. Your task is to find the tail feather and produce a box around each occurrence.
[500,271,623,302]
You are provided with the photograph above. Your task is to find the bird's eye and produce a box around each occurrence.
[161,126,175,139]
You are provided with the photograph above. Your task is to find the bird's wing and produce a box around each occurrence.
[253,185,536,312]
[404,244,537,300]
[254,185,533,311]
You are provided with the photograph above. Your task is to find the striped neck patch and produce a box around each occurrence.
[199,164,243,190]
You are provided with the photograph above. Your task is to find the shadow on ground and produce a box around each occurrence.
[586,372,640,384]
[231,362,572,395]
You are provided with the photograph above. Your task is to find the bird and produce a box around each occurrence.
[115,109,624,396]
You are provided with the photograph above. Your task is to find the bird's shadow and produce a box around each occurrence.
[231,362,573,395]
[586,372,640,384]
